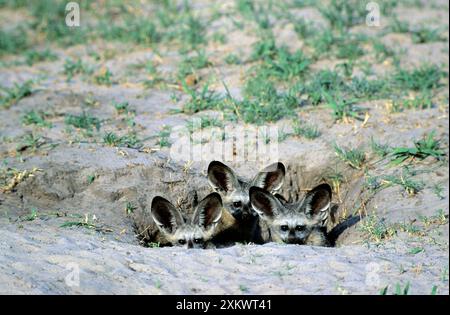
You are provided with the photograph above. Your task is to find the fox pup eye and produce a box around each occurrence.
[233,201,242,208]
[193,238,203,244]
[178,239,186,245]
[280,225,289,232]
[296,225,306,231]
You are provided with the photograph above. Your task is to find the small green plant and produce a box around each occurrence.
[16,133,45,152]
[393,65,443,92]
[302,70,345,105]
[98,18,160,46]
[334,143,366,169]
[250,36,278,61]
[325,93,364,121]
[256,46,311,80]
[94,68,113,86]
[380,282,411,295]
[211,32,226,44]
[277,129,290,143]
[63,58,92,81]
[231,75,299,124]
[292,17,317,39]
[370,137,391,158]
[21,110,52,128]
[347,77,390,100]
[87,174,96,185]
[236,0,271,30]
[181,83,222,114]
[379,286,389,295]
[432,184,445,200]
[239,284,249,293]
[369,170,425,196]
[411,26,445,44]
[154,279,163,289]
[367,165,425,195]
[292,120,321,139]
[307,28,335,59]
[125,201,137,215]
[325,167,345,194]
[395,282,410,295]
[65,113,101,131]
[23,49,57,66]
[359,214,396,243]
[60,214,112,232]
[409,247,424,255]
[390,131,445,165]
[113,101,130,115]
[158,126,172,148]
[103,132,141,149]
[431,285,438,295]
[186,116,223,133]
[391,93,434,112]
[178,12,206,49]
[22,208,38,221]
[419,209,448,227]
[372,40,396,62]
[388,17,410,33]
[224,53,241,65]
[0,27,29,55]
[319,0,366,30]
[0,80,33,108]
[147,242,160,248]
[335,39,364,60]
[178,50,211,78]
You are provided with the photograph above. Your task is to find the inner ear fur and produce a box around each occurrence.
[252,162,286,193]
[193,192,223,230]
[305,183,332,218]
[249,186,281,220]
[207,161,239,193]
[151,196,184,233]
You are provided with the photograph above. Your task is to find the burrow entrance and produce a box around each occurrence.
[2,149,370,248]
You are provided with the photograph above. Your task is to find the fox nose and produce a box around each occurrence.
[241,205,252,219]
[187,241,193,249]
[287,231,298,244]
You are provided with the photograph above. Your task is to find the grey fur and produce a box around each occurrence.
[207,161,286,244]
[151,192,223,249]
[250,184,332,246]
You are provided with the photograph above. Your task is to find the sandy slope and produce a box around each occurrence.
[0,218,447,295]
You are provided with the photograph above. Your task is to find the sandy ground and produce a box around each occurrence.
[0,0,449,295]
[1,218,447,295]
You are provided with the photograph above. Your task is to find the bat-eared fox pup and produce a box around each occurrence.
[207,161,286,244]
[151,192,223,249]
[249,183,332,247]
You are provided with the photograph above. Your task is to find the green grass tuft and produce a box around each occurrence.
[0,80,33,108]
[334,143,366,169]
[390,131,445,165]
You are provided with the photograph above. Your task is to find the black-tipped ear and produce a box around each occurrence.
[151,196,184,234]
[193,193,223,231]
[304,184,332,221]
[252,162,286,193]
[207,161,239,193]
[249,187,281,219]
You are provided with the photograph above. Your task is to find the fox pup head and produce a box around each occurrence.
[207,161,285,221]
[249,184,332,245]
[151,193,223,249]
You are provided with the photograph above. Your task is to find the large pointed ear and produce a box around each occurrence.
[304,184,332,222]
[151,196,184,234]
[249,187,282,220]
[252,162,286,193]
[207,161,239,193]
[192,193,223,231]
